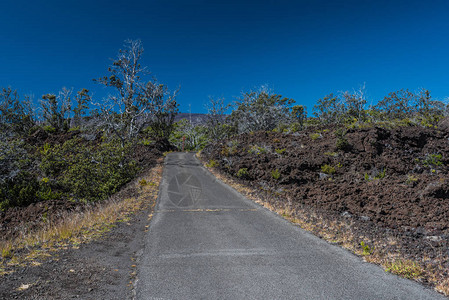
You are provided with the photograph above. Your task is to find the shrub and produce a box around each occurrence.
[271,169,281,180]
[335,128,350,151]
[321,164,336,175]
[422,154,443,168]
[275,148,286,155]
[221,140,239,156]
[310,133,321,140]
[324,151,338,157]
[405,174,418,186]
[39,138,138,203]
[360,241,374,256]
[248,145,269,155]
[0,172,40,210]
[42,125,56,134]
[364,168,386,181]
[206,160,218,168]
[236,168,249,178]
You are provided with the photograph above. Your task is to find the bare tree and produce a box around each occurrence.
[94,39,178,145]
[231,86,295,133]
[341,83,367,121]
[205,96,230,140]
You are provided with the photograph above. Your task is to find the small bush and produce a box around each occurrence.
[236,168,249,178]
[324,151,338,157]
[206,160,218,168]
[365,168,386,181]
[248,145,269,155]
[271,169,281,180]
[275,148,286,155]
[422,154,443,168]
[310,133,321,140]
[360,241,374,256]
[321,164,336,175]
[405,174,418,186]
[42,125,56,133]
[335,128,350,151]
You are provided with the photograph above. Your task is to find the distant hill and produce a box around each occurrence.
[175,113,227,125]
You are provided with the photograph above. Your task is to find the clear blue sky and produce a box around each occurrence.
[1,0,449,113]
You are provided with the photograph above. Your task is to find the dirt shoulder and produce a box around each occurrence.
[0,164,163,300]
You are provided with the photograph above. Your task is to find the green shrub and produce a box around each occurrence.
[39,138,138,203]
[139,138,153,146]
[275,148,286,155]
[68,126,80,132]
[405,174,418,186]
[364,168,386,181]
[206,160,218,168]
[360,241,374,256]
[271,169,281,180]
[248,145,268,155]
[321,164,336,175]
[221,140,239,156]
[324,151,338,157]
[422,154,443,168]
[42,125,56,133]
[236,168,249,178]
[0,172,40,210]
[310,133,321,140]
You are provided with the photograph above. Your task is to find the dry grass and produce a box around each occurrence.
[0,163,163,274]
[199,153,448,297]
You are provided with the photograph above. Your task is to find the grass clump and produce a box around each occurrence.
[385,260,424,279]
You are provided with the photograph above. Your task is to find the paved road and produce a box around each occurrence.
[135,152,445,300]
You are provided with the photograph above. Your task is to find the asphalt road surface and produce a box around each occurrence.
[135,152,445,300]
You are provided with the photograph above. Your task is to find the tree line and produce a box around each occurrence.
[1,39,448,209]
[0,40,178,210]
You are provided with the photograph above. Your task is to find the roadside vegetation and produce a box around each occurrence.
[0,40,176,270]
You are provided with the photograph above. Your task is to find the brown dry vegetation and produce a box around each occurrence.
[200,122,449,296]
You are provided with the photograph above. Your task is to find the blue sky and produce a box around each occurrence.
[1,0,449,113]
